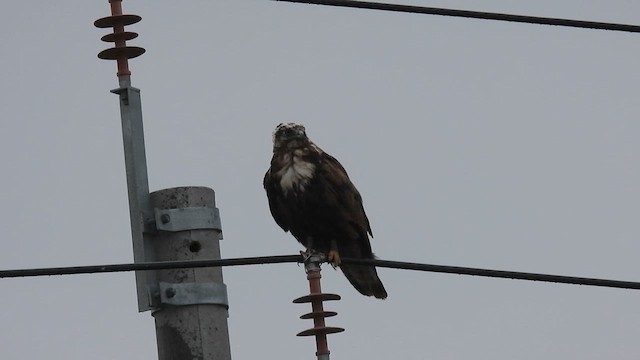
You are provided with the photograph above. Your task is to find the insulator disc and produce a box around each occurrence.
[300,311,338,320]
[101,31,138,42]
[94,14,142,28]
[98,46,146,60]
[296,326,345,337]
[293,293,341,304]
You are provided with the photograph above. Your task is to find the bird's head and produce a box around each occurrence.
[272,122,309,151]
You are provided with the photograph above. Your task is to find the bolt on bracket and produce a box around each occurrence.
[154,206,222,236]
[159,281,229,309]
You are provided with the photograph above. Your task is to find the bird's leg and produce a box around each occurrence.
[305,236,314,251]
[327,239,341,269]
[300,237,315,262]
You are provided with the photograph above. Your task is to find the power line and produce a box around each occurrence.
[274,0,640,33]
[0,255,301,278]
[343,258,640,290]
[2,255,640,291]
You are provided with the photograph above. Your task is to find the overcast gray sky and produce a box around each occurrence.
[1,1,640,359]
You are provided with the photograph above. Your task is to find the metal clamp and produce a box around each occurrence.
[154,206,222,234]
[159,281,229,308]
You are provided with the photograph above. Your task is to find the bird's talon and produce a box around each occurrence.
[327,249,341,268]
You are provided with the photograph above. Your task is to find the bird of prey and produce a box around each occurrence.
[263,123,387,299]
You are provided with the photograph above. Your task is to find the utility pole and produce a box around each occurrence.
[94,1,232,359]
[151,187,230,359]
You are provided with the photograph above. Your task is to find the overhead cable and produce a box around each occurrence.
[274,0,640,33]
[0,255,302,278]
[342,258,640,290]
[1,255,639,291]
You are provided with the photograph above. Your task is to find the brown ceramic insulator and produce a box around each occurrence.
[294,265,344,358]
[94,0,144,78]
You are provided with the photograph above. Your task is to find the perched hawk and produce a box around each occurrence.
[263,123,387,299]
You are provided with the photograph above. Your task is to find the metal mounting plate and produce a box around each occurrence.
[159,282,229,308]
[154,206,222,233]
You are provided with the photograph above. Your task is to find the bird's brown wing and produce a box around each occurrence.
[320,152,373,240]
[320,153,387,299]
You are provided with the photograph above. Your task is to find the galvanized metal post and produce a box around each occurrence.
[151,187,231,360]
[114,84,159,310]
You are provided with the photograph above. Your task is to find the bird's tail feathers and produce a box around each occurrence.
[340,264,388,299]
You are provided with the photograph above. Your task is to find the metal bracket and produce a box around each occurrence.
[159,281,229,308]
[154,206,222,235]
[302,251,326,273]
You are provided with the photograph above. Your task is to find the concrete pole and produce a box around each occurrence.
[150,187,231,360]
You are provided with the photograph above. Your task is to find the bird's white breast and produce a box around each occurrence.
[276,150,315,193]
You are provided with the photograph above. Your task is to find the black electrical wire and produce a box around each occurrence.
[341,258,640,290]
[2,254,640,291]
[273,0,640,33]
[0,255,302,278]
